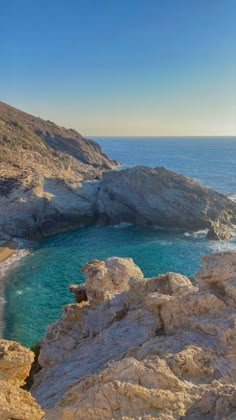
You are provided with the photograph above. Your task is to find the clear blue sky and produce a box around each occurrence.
[1,0,236,135]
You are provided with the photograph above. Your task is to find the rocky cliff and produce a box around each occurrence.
[0,102,235,240]
[0,339,43,419]
[0,101,117,240]
[29,250,236,419]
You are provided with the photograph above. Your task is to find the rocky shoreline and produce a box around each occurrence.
[1,165,236,242]
[1,250,236,419]
[1,102,236,242]
[1,102,236,418]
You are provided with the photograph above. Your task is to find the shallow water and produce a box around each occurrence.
[1,137,236,347]
[2,226,236,347]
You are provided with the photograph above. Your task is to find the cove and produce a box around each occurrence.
[2,224,236,347]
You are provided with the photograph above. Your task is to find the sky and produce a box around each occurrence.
[1,0,236,136]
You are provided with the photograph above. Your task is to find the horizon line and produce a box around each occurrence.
[89,135,236,138]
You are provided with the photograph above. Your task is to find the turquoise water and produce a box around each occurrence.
[2,137,236,347]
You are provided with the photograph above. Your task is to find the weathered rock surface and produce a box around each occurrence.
[31,251,236,419]
[0,101,117,240]
[97,166,236,230]
[207,218,233,240]
[1,103,235,241]
[0,339,44,419]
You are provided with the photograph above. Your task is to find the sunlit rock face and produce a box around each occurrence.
[0,339,44,420]
[0,101,117,241]
[31,251,236,419]
[96,166,236,230]
[1,102,235,241]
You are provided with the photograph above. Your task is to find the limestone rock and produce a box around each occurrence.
[0,339,44,419]
[0,339,34,385]
[195,250,236,305]
[1,102,236,242]
[69,283,88,303]
[31,251,236,419]
[96,166,236,229]
[207,219,233,240]
[82,257,144,304]
[0,381,44,420]
[0,101,117,240]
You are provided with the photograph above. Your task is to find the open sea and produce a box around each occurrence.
[1,137,236,347]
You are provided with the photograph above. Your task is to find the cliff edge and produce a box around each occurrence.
[0,101,117,240]
[0,339,43,419]
[0,102,235,240]
[30,250,236,419]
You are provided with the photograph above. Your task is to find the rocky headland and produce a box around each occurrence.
[96,166,236,231]
[0,101,235,241]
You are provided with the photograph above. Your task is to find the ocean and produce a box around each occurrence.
[1,137,236,347]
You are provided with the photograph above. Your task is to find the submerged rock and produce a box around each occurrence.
[31,251,236,419]
[0,339,44,419]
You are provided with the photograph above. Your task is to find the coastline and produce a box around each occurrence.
[0,240,31,337]
[0,240,18,263]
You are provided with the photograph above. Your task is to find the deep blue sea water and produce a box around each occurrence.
[1,137,236,347]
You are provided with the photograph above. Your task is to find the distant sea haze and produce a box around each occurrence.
[95,136,236,195]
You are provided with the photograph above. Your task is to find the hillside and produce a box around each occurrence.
[0,102,117,240]
[0,102,235,241]
[0,101,117,183]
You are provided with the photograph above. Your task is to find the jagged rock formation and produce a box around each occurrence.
[1,102,235,241]
[207,214,234,240]
[0,339,44,419]
[31,251,236,419]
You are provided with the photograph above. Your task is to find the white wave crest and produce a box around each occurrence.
[113,222,133,228]
[0,248,30,278]
[184,229,208,239]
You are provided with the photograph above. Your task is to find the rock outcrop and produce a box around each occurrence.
[1,103,235,241]
[207,213,234,240]
[0,101,117,240]
[31,251,236,419]
[0,339,44,419]
[97,166,236,230]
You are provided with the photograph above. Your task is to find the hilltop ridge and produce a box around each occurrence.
[0,101,117,181]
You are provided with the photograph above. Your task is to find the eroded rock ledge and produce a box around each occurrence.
[0,339,43,419]
[30,251,236,419]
